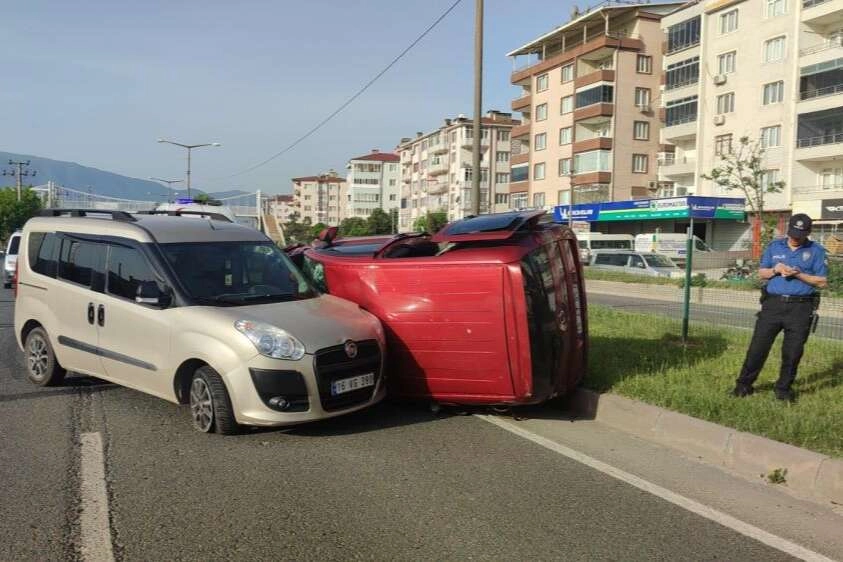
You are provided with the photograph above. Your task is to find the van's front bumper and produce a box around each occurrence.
[223,340,386,427]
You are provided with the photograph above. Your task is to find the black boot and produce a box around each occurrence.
[732,383,754,397]
[774,388,796,403]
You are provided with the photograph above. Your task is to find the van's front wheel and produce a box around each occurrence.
[189,366,239,435]
[24,327,66,386]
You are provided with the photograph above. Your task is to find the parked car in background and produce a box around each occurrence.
[287,210,588,407]
[634,233,711,263]
[590,249,683,278]
[576,233,634,264]
[14,209,386,434]
[3,231,22,288]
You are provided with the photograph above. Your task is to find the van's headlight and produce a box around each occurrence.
[234,320,305,360]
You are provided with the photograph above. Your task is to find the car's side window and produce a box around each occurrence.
[630,255,645,268]
[31,233,60,278]
[59,239,105,290]
[106,245,157,302]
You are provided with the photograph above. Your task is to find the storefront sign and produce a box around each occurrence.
[552,196,745,223]
[821,198,843,220]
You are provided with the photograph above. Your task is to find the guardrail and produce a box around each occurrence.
[796,133,843,148]
[800,82,843,100]
[800,42,842,56]
[803,0,832,8]
[665,114,698,128]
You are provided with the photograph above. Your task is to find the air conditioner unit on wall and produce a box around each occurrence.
[713,115,726,126]
[713,74,727,85]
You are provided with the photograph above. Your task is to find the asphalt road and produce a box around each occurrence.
[588,291,843,340]
[0,287,838,561]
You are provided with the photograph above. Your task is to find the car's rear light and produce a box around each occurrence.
[12,260,19,299]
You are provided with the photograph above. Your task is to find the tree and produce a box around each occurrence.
[366,208,393,235]
[702,136,784,253]
[339,217,368,237]
[0,187,42,241]
[413,211,449,234]
[282,218,312,245]
[193,193,222,206]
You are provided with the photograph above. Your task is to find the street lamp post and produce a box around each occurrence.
[149,177,183,203]
[567,162,576,228]
[157,139,221,198]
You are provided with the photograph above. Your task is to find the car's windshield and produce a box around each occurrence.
[645,254,675,268]
[161,242,317,305]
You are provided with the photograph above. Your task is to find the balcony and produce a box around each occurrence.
[801,82,843,101]
[573,172,612,186]
[511,94,532,112]
[573,103,613,122]
[572,137,613,153]
[792,183,843,198]
[508,180,529,194]
[511,152,529,165]
[574,69,615,90]
[427,182,448,195]
[663,115,698,141]
[658,153,696,176]
[802,0,842,24]
[428,160,449,176]
[796,133,843,160]
[511,123,531,139]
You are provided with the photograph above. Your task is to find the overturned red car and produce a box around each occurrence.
[286,210,587,406]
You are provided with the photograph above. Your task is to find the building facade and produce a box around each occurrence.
[268,194,294,223]
[397,111,517,231]
[345,150,401,219]
[507,4,682,210]
[291,171,346,225]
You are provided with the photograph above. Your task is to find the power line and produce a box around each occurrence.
[203,0,464,183]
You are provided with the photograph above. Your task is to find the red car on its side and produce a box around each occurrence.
[286,210,587,407]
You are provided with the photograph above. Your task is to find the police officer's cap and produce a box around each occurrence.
[787,213,812,239]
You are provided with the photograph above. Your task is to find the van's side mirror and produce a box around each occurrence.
[136,281,171,307]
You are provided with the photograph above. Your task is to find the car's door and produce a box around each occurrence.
[96,242,172,398]
[53,237,107,376]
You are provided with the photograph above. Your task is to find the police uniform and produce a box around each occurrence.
[735,215,827,400]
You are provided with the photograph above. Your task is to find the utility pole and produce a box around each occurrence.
[470,0,483,216]
[567,163,576,228]
[3,160,37,201]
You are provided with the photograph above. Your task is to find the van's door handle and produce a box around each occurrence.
[97,305,105,327]
[87,303,95,325]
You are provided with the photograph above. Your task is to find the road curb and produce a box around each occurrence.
[567,388,843,506]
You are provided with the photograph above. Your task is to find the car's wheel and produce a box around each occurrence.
[189,366,239,435]
[24,327,66,386]
[3,282,10,289]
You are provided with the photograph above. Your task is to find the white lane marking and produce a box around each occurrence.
[79,432,115,562]
[476,415,836,562]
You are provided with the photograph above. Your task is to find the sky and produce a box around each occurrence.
[2,0,577,195]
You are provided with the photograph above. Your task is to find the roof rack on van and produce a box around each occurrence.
[38,209,138,222]
[135,210,233,223]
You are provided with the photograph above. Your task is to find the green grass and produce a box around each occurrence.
[586,304,843,457]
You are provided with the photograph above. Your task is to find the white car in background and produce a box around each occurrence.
[3,231,21,288]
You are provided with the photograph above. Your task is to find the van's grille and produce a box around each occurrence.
[313,340,381,411]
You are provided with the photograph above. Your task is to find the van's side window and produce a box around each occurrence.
[107,246,156,301]
[630,255,645,268]
[59,240,103,289]
[31,233,60,278]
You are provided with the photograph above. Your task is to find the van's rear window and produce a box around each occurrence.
[8,236,20,254]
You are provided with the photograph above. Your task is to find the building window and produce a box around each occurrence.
[718,51,736,74]
[634,87,651,108]
[632,154,648,173]
[760,125,782,148]
[495,172,510,184]
[574,150,611,174]
[535,133,547,151]
[667,16,701,54]
[497,130,510,141]
[715,134,733,156]
[636,55,653,74]
[511,164,529,183]
[766,0,786,17]
[720,9,738,34]
[561,64,574,83]
[389,194,397,201]
[761,169,781,190]
[716,92,735,114]
[537,73,549,92]
[510,192,528,209]
[575,84,613,108]
[534,162,546,181]
[495,193,510,205]
[559,127,572,145]
[763,36,786,62]
[389,179,397,186]
[536,102,548,121]
[633,121,650,140]
[666,96,698,126]
[820,168,843,189]
[561,95,573,114]
[763,81,784,105]
[559,158,572,176]
[666,56,700,90]
[557,190,570,205]
[495,151,509,162]
[533,192,546,208]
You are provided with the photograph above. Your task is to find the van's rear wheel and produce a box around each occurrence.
[189,366,239,435]
[25,327,65,386]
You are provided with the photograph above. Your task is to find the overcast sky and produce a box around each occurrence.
[2,0,575,194]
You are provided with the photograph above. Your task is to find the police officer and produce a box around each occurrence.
[733,214,828,402]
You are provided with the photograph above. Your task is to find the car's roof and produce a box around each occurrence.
[24,213,267,244]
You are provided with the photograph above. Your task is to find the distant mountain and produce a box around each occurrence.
[0,151,248,202]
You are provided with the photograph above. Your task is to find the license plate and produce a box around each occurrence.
[331,373,375,396]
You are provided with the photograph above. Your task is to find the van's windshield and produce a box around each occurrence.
[644,254,675,268]
[161,242,317,306]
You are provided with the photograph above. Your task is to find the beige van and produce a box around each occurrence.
[14,209,386,434]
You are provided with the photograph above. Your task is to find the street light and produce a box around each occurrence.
[567,161,576,228]
[149,177,183,203]
[157,139,221,198]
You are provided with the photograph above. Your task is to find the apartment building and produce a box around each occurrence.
[396,111,516,231]
[506,3,682,210]
[291,170,346,225]
[268,194,294,223]
[345,150,400,219]
[659,0,843,242]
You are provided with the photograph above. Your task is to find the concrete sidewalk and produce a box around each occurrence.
[566,389,843,507]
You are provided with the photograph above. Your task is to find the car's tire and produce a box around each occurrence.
[189,366,239,435]
[24,327,66,387]
[3,282,10,289]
